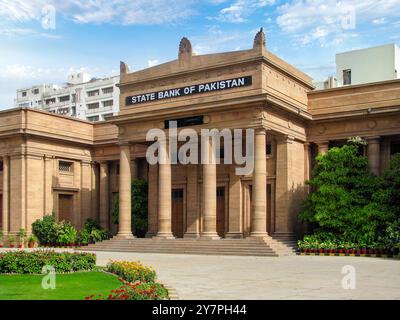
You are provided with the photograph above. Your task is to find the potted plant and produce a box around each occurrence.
[0,230,3,248]
[18,228,27,248]
[8,235,15,248]
[27,235,37,248]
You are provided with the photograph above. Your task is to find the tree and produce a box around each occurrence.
[111,180,148,237]
[299,139,392,244]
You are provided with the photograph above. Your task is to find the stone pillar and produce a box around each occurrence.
[184,164,200,238]
[317,141,329,155]
[367,137,381,175]
[117,144,134,239]
[250,128,268,237]
[146,164,158,237]
[156,138,174,238]
[99,161,110,230]
[226,165,243,238]
[2,156,9,234]
[201,135,219,239]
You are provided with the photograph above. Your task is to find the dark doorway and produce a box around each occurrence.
[58,194,73,223]
[171,189,184,238]
[217,187,226,238]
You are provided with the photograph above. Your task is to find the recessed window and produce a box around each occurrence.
[59,161,73,173]
[87,115,100,122]
[22,91,27,97]
[343,69,351,86]
[33,88,39,95]
[102,100,113,107]
[102,87,114,94]
[87,89,99,97]
[59,95,70,102]
[391,141,400,156]
[266,142,273,156]
[87,102,100,110]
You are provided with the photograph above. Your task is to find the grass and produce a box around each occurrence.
[0,271,121,300]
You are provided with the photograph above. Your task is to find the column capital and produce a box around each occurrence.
[277,134,295,144]
[365,136,381,144]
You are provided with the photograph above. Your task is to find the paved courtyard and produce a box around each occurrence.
[91,251,400,300]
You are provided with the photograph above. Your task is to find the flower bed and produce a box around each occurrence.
[86,278,169,300]
[0,250,96,274]
[106,260,156,283]
[87,260,169,300]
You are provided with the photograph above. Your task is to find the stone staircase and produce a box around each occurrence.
[78,236,297,257]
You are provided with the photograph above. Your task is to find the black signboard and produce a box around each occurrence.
[126,76,252,106]
[164,116,204,129]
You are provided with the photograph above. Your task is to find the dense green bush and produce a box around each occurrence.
[111,180,148,237]
[32,215,58,245]
[299,138,400,251]
[32,216,110,246]
[0,250,96,274]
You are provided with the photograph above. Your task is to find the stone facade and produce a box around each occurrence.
[1,30,400,242]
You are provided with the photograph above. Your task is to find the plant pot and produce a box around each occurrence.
[345,249,349,254]
[319,249,324,254]
[0,244,3,248]
[18,245,23,249]
[361,249,367,255]
[338,249,344,254]
[324,249,329,254]
[28,242,35,248]
[10,244,15,248]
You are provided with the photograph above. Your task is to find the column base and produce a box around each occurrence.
[249,232,270,239]
[225,232,244,239]
[145,232,156,238]
[200,232,221,240]
[154,233,175,239]
[114,232,136,240]
[183,233,200,239]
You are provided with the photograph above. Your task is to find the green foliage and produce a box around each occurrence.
[18,229,27,244]
[0,250,96,274]
[111,180,148,237]
[32,214,58,245]
[77,219,111,245]
[299,141,399,248]
[56,222,77,245]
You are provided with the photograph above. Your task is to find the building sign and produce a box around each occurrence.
[126,76,252,106]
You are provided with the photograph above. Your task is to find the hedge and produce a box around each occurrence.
[0,250,96,274]
[106,260,156,283]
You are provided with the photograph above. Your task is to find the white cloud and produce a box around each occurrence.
[372,18,387,25]
[0,0,195,26]
[276,0,400,47]
[214,0,275,23]
[148,59,160,67]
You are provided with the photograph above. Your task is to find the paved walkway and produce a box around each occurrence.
[92,251,400,300]
[2,248,399,299]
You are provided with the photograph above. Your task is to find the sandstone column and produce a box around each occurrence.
[201,135,219,239]
[99,161,110,230]
[2,156,9,234]
[156,138,174,238]
[367,137,381,175]
[317,141,329,155]
[146,163,158,238]
[117,143,134,239]
[250,128,268,237]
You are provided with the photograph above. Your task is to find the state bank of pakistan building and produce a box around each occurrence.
[1,30,400,255]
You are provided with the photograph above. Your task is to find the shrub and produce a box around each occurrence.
[106,260,156,283]
[32,215,58,245]
[86,278,169,300]
[56,221,77,245]
[77,219,111,245]
[0,250,96,274]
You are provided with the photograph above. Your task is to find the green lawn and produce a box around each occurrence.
[0,271,121,300]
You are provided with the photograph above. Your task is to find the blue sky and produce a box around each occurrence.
[1,0,400,108]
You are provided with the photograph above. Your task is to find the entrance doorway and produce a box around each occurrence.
[216,187,226,238]
[58,194,73,223]
[171,189,184,238]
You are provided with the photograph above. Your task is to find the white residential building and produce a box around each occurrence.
[15,72,120,122]
[336,43,400,86]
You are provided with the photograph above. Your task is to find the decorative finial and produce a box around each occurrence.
[253,27,266,49]
[178,37,193,60]
[120,61,130,74]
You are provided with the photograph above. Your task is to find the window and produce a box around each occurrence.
[102,87,114,94]
[103,113,113,120]
[0,161,3,172]
[343,69,351,85]
[59,95,70,102]
[87,115,100,122]
[33,88,39,95]
[22,91,27,97]
[391,141,400,156]
[46,98,56,105]
[87,102,100,110]
[102,100,113,107]
[87,89,99,97]
[266,142,273,156]
[57,107,70,115]
[59,161,73,172]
